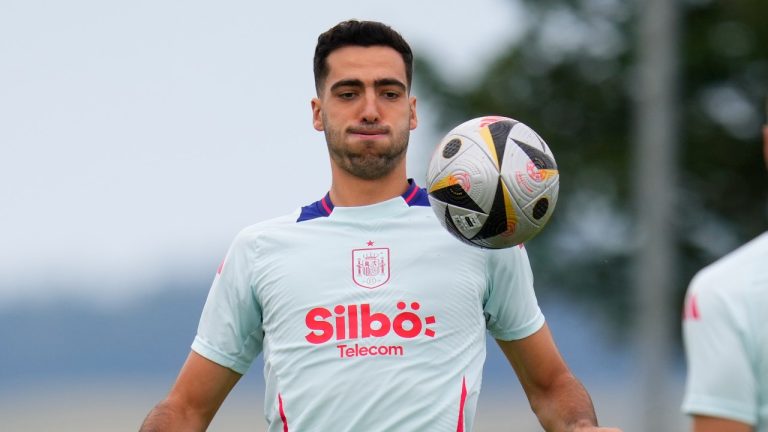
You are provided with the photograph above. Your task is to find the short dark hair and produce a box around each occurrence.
[313,20,413,94]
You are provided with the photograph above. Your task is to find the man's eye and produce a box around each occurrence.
[384,91,400,99]
[339,92,356,99]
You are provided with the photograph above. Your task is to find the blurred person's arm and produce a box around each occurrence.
[496,324,621,432]
[139,351,241,432]
[692,415,752,432]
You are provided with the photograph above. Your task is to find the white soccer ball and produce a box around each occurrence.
[426,115,559,249]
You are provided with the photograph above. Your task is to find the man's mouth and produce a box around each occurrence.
[349,126,389,137]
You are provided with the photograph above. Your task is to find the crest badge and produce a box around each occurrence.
[352,246,390,289]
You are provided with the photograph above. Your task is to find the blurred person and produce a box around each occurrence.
[140,20,620,432]
[681,116,768,432]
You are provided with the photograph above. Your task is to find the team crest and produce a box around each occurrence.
[352,247,390,289]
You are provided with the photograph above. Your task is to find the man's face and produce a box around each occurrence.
[312,45,418,180]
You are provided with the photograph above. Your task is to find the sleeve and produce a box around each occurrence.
[681,274,757,426]
[483,245,545,341]
[191,230,264,375]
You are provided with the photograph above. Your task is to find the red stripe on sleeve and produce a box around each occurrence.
[690,294,700,320]
[683,294,700,321]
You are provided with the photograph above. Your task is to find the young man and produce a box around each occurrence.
[140,20,620,432]
[681,121,768,432]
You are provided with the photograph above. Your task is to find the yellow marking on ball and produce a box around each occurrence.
[428,175,459,193]
[500,181,518,235]
[539,169,559,181]
[479,126,500,170]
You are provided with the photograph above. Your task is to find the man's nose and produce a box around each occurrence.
[360,91,380,123]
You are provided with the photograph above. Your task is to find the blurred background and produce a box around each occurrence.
[1,0,766,431]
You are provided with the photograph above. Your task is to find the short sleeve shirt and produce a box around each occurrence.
[682,232,768,431]
[192,183,545,432]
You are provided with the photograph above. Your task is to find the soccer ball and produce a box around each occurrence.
[426,116,559,249]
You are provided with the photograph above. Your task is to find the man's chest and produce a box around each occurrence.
[253,227,487,349]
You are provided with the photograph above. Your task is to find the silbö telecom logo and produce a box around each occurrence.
[304,302,437,358]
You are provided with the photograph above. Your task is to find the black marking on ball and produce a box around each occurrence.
[442,138,462,159]
[513,140,557,170]
[488,120,515,169]
[533,198,549,220]
[429,184,484,213]
[463,216,476,228]
[472,178,508,240]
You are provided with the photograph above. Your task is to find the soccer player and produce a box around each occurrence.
[140,20,620,432]
[681,119,768,432]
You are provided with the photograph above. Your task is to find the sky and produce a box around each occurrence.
[0,0,526,306]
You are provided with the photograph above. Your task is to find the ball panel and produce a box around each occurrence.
[508,122,547,153]
[428,183,484,213]
[485,120,516,170]
[446,204,489,240]
[427,135,475,182]
[519,180,559,228]
[472,178,516,241]
[440,205,476,247]
[427,143,499,213]
[514,140,558,171]
[500,150,549,203]
[499,135,559,219]
[428,195,490,245]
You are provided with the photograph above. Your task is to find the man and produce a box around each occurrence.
[681,120,768,432]
[140,20,620,432]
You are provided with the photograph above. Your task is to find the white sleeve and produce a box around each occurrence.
[482,245,545,341]
[191,230,264,375]
[681,276,757,426]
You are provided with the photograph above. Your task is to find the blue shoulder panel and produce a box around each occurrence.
[297,192,334,222]
[403,179,430,207]
[297,179,429,222]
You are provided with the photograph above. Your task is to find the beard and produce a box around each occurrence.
[324,117,410,181]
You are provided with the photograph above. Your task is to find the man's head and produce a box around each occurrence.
[311,20,418,181]
[314,20,413,96]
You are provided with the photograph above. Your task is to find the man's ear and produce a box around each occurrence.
[311,97,324,132]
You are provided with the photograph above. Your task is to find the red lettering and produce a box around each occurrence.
[334,305,346,340]
[348,304,358,339]
[361,304,391,338]
[393,311,422,338]
[336,343,405,358]
[305,302,436,345]
[305,307,333,344]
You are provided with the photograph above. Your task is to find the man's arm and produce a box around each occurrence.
[692,415,753,432]
[140,351,241,432]
[496,323,621,432]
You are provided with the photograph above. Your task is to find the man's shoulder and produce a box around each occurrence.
[233,209,303,240]
[690,231,768,295]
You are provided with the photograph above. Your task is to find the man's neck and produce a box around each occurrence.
[328,165,410,207]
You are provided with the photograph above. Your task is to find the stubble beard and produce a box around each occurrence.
[324,119,410,181]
